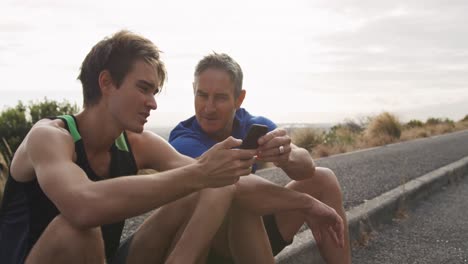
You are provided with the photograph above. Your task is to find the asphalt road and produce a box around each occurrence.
[259,129,468,210]
[123,130,468,242]
[352,174,468,263]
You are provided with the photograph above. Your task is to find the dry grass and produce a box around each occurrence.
[291,112,468,159]
[363,112,402,144]
[455,120,468,130]
[291,127,325,154]
[0,153,8,205]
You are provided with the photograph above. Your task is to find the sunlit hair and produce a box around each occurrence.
[77,30,167,107]
[194,52,243,98]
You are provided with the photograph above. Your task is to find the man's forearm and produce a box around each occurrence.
[233,175,315,216]
[67,163,206,228]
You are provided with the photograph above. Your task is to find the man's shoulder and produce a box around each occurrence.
[28,119,72,144]
[168,116,209,158]
[236,108,277,131]
[168,115,201,142]
[169,133,208,158]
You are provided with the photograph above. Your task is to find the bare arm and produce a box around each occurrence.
[234,174,344,248]
[133,132,254,263]
[257,128,315,180]
[27,125,255,228]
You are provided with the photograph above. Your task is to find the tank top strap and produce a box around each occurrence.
[57,115,81,142]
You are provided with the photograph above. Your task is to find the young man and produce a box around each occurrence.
[169,53,351,263]
[0,31,269,264]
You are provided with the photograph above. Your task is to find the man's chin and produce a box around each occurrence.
[127,124,144,134]
[200,123,221,135]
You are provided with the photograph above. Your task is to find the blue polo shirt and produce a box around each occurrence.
[169,108,277,162]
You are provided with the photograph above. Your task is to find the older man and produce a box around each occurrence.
[170,53,351,263]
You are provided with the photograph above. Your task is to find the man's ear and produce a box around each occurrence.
[235,90,246,109]
[98,70,114,95]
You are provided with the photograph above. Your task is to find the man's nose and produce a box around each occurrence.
[204,98,216,113]
[147,95,157,110]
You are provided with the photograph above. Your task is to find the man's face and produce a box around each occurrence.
[107,59,159,133]
[194,68,244,141]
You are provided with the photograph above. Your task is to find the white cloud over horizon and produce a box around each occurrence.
[0,0,467,128]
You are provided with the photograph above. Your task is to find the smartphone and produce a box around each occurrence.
[240,124,269,149]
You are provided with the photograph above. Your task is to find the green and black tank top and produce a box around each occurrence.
[0,115,138,262]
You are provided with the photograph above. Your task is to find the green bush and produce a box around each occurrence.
[0,98,79,163]
[405,119,424,129]
[426,117,455,127]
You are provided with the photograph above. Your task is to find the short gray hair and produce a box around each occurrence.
[194,53,243,98]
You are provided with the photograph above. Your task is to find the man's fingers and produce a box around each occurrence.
[235,149,257,160]
[336,220,345,248]
[258,128,287,145]
[217,136,242,149]
[257,144,291,159]
[311,227,322,244]
[328,217,345,248]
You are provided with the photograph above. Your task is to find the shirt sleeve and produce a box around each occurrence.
[170,136,209,158]
[250,116,278,132]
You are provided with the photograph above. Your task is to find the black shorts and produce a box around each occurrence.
[263,214,293,256]
[108,234,134,264]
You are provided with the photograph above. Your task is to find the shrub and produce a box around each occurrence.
[461,115,468,122]
[405,119,424,129]
[342,119,365,133]
[0,152,7,204]
[0,98,79,162]
[291,127,325,153]
[0,102,29,162]
[364,112,402,145]
[29,98,79,124]
[325,125,357,146]
[425,117,455,126]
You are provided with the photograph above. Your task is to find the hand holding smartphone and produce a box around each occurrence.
[240,124,268,149]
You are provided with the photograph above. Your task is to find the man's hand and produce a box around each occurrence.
[303,196,345,248]
[197,137,256,188]
[256,128,292,166]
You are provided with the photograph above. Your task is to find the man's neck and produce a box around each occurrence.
[75,108,123,154]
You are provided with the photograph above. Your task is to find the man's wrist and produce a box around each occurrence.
[187,162,209,190]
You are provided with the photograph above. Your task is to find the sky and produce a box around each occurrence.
[1,0,467,128]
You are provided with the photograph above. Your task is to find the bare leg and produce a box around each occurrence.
[124,193,200,264]
[228,205,274,264]
[127,184,257,264]
[165,186,235,264]
[275,167,351,264]
[25,215,105,264]
[208,204,274,264]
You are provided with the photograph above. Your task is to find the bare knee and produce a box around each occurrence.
[316,167,340,188]
[26,215,104,264]
[287,167,342,200]
[158,192,200,219]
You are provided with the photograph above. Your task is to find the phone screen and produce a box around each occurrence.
[240,124,268,149]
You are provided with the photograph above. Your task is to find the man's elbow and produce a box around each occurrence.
[58,192,103,229]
